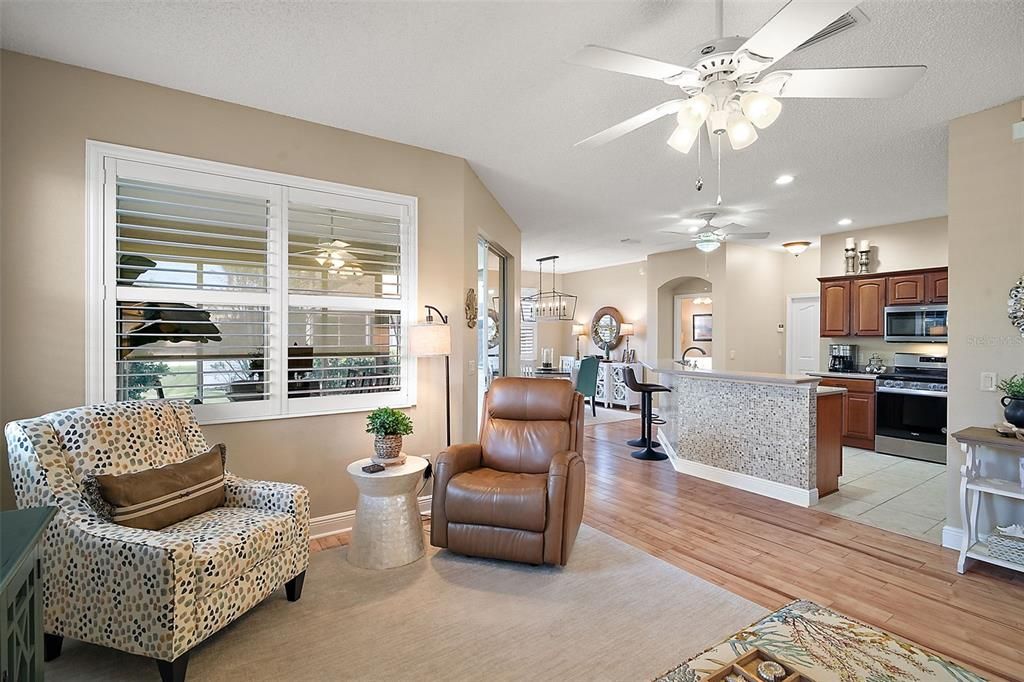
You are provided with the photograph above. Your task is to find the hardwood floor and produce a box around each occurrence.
[311,420,1024,681]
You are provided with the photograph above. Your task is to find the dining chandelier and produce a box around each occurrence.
[521,255,577,323]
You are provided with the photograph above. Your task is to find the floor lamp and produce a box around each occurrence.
[410,305,452,447]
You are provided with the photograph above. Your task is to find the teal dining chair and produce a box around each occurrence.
[575,355,599,417]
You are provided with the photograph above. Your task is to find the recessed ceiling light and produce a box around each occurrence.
[774,174,795,185]
[837,218,853,226]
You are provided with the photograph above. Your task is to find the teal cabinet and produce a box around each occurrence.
[1,507,55,682]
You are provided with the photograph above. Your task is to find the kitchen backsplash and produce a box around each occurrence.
[821,338,947,372]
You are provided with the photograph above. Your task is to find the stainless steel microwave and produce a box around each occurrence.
[884,305,948,343]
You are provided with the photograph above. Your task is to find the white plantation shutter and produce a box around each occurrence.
[520,288,537,361]
[94,148,416,421]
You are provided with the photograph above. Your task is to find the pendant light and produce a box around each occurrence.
[521,256,578,322]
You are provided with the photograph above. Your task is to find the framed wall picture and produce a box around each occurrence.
[693,314,713,342]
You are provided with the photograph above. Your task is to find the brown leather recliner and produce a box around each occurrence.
[430,377,586,566]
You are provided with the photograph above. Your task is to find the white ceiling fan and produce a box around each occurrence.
[664,211,770,252]
[567,0,926,154]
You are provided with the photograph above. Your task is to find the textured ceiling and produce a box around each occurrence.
[2,1,1022,271]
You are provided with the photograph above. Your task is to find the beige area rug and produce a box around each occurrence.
[48,526,766,681]
[586,405,642,425]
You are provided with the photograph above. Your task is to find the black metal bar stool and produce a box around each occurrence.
[623,367,671,461]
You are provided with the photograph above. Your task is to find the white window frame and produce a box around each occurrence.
[86,141,417,424]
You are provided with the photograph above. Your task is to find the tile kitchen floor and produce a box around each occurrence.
[815,447,948,545]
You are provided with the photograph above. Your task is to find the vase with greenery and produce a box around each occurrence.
[998,374,1024,428]
[366,407,413,466]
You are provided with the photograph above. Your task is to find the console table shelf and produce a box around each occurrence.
[952,427,1024,575]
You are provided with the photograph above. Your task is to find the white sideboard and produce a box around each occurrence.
[595,362,642,410]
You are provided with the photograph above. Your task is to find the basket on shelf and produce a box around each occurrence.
[989,532,1024,565]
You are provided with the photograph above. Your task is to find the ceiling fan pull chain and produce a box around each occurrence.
[716,135,723,206]
[695,131,704,192]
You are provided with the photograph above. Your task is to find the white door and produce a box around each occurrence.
[787,295,820,375]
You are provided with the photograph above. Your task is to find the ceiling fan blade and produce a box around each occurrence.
[575,99,686,148]
[567,45,698,82]
[753,65,927,98]
[732,0,861,77]
[729,232,771,240]
[717,223,750,233]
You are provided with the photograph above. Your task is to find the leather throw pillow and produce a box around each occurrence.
[91,443,227,530]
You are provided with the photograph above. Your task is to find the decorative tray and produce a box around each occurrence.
[705,648,813,682]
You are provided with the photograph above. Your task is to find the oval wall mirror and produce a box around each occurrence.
[591,306,623,351]
[487,309,500,349]
[1010,273,1024,338]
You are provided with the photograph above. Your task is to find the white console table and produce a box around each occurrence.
[595,361,642,410]
[953,427,1024,575]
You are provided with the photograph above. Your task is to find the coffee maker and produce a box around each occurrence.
[828,344,858,372]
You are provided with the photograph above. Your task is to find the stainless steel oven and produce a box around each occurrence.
[884,304,948,343]
[875,354,947,463]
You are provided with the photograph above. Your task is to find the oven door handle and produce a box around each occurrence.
[876,386,948,397]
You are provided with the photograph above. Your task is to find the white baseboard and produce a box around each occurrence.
[941,525,963,551]
[310,495,431,539]
[662,440,818,507]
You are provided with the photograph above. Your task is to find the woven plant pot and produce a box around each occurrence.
[372,434,405,466]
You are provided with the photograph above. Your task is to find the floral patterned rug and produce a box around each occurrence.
[655,600,986,682]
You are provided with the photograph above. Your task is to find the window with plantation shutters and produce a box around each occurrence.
[89,144,417,422]
[519,288,537,361]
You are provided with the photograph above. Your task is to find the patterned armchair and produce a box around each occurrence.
[4,400,309,682]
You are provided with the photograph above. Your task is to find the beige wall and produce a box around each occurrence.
[946,99,1024,529]
[647,248,727,366]
[562,262,647,361]
[723,243,786,374]
[819,217,948,278]
[676,297,713,357]
[0,52,521,516]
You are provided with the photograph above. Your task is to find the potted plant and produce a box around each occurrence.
[998,374,1024,427]
[366,407,413,466]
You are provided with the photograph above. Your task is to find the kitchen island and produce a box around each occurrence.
[643,361,844,506]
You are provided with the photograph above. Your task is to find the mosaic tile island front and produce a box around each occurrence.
[643,362,823,501]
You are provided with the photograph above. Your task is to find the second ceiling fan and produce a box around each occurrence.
[568,0,926,153]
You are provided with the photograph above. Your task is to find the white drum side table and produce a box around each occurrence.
[346,455,428,569]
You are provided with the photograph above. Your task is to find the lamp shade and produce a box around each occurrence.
[410,323,451,357]
[571,323,586,337]
[620,323,635,337]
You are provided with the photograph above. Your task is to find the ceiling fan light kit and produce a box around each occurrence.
[695,238,722,253]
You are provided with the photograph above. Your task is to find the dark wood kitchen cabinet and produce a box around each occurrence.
[851,277,886,336]
[887,274,926,305]
[819,267,948,338]
[819,280,851,337]
[818,377,876,449]
[925,270,949,303]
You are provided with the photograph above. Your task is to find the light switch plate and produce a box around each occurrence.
[981,372,997,391]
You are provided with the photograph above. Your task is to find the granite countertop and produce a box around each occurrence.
[816,386,848,396]
[807,371,880,380]
[643,360,819,385]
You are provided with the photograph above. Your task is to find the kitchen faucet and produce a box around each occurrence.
[679,346,707,369]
